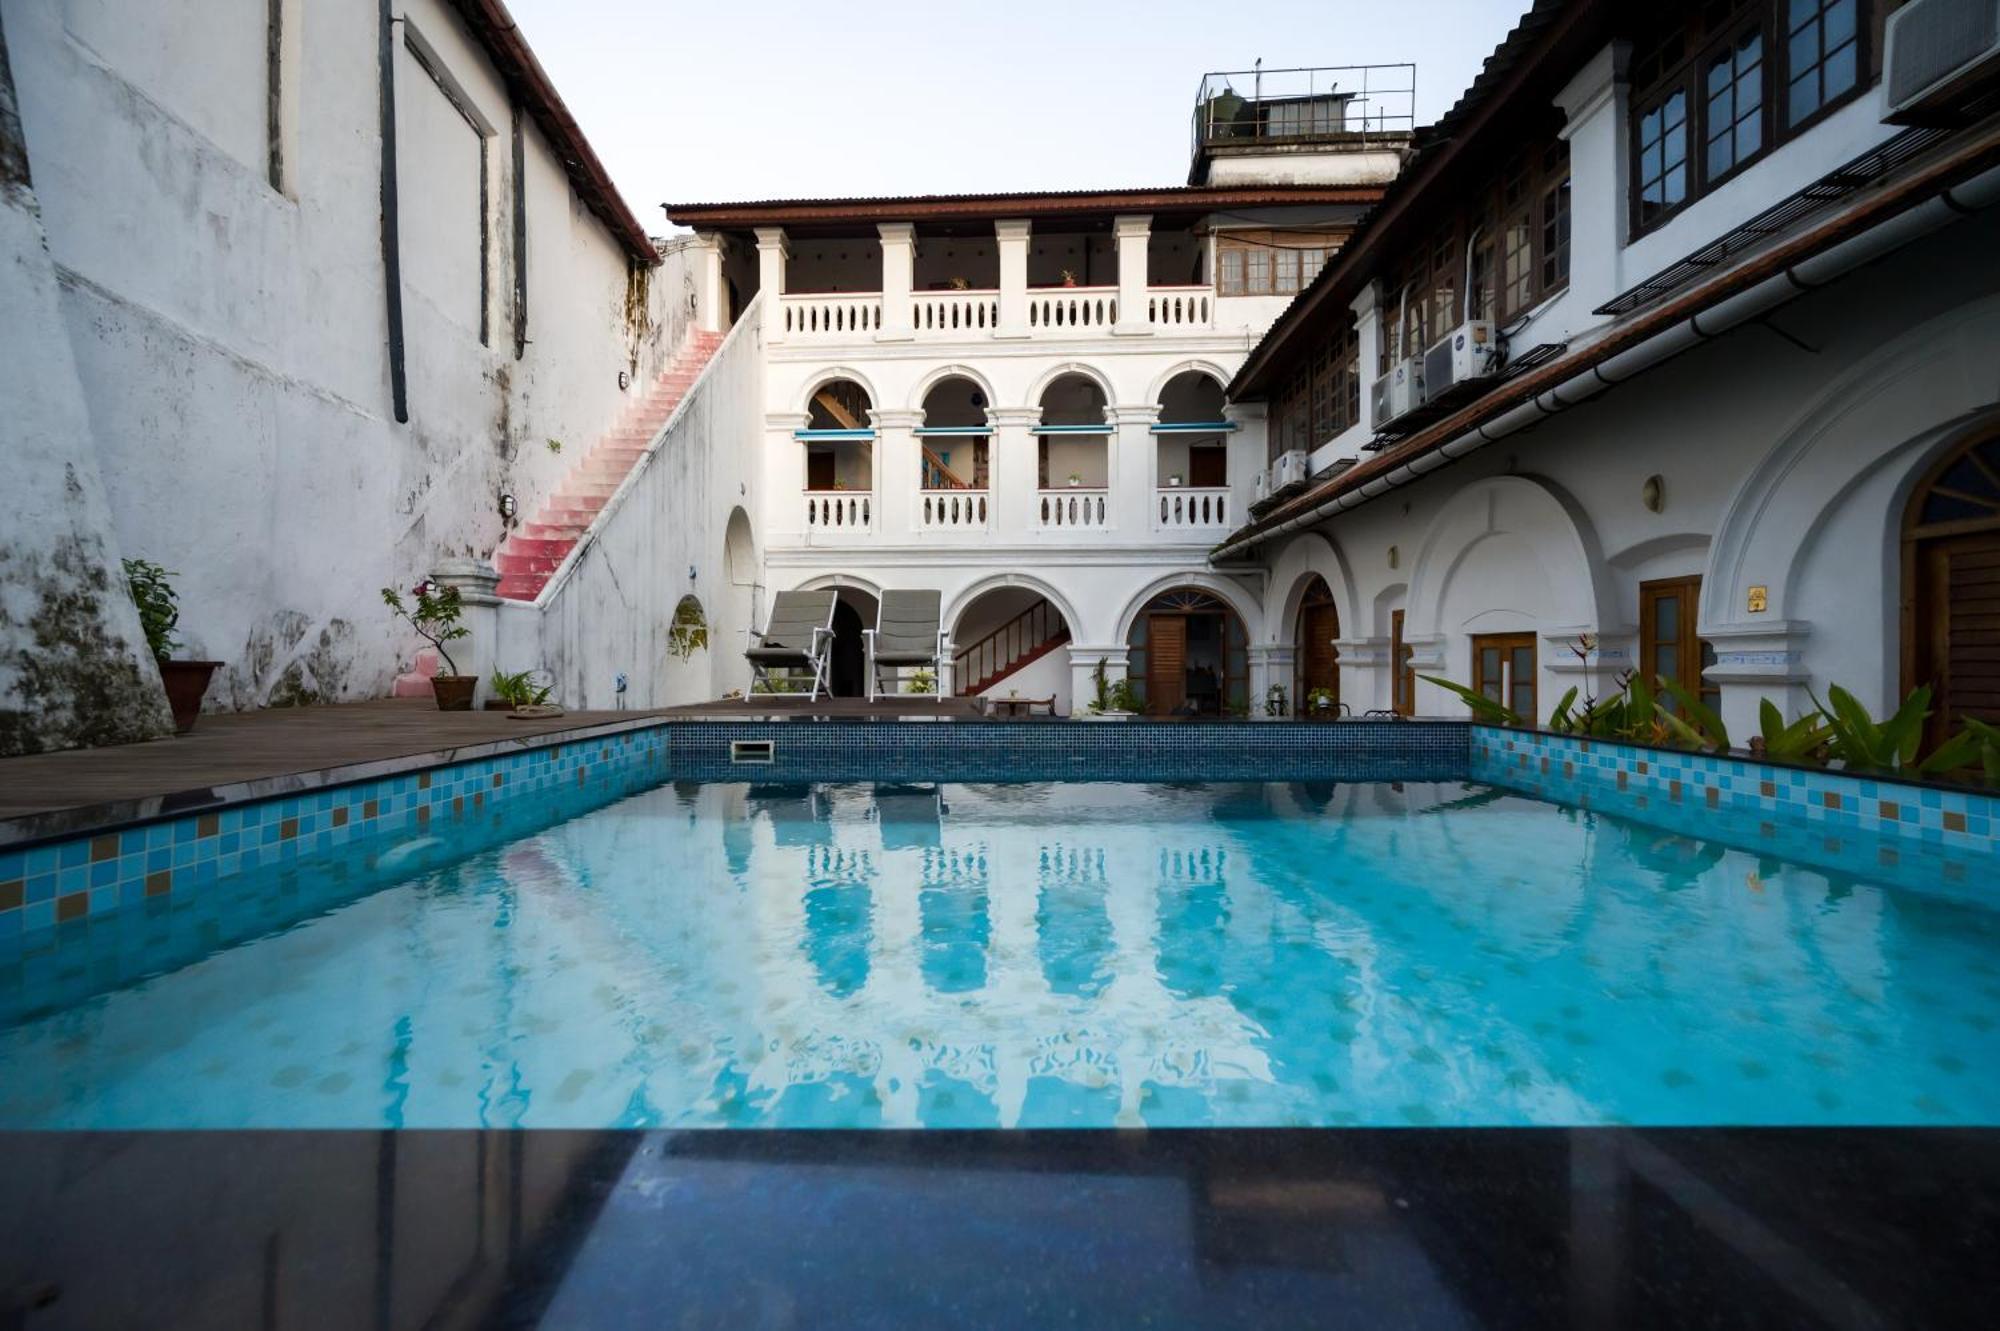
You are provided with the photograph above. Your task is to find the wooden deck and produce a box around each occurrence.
[0,695,988,827]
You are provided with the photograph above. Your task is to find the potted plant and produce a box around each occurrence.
[1167,473,1184,487]
[382,583,474,710]
[1081,661,1138,720]
[1067,472,1082,488]
[1060,269,1079,288]
[124,558,221,734]
[948,276,971,291]
[1264,683,1289,718]
[1305,686,1338,719]
[907,667,937,696]
[487,668,554,712]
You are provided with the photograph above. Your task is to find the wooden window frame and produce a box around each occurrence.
[1271,312,1361,460]
[1471,631,1538,724]
[1214,231,1338,297]
[1628,0,1874,240]
[1639,576,1720,711]
[1391,609,1416,716]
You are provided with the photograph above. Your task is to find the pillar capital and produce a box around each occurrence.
[753,226,789,255]
[987,406,1043,429]
[868,408,924,430]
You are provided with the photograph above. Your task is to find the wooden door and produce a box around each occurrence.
[1148,615,1188,716]
[1914,530,2000,744]
[1298,603,1340,714]
[1189,447,1227,488]
[1471,632,1537,724]
[1640,576,1718,710]
[1391,609,1415,715]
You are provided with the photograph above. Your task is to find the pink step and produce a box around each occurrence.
[496,575,544,599]
[391,648,440,697]
[496,551,564,576]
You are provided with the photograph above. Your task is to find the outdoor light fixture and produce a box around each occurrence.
[688,565,698,581]
[499,491,518,520]
[618,370,629,390]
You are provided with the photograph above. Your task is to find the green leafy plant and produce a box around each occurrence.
[1264,683,1289,718]
[1091,659,1111,712]
[381,583,469,676]
[1106,677,1143,714]
[489,668,553,708]
[1810,684,1977,777]
[1305,686,1338,715]
[907,667,937,695]
[546,437,563,455]
[123,558,181,661]
[1419,674,1523,727]
[1653,676,1731,752]
[1754,699,1830,764]
[1960,717,2000,783]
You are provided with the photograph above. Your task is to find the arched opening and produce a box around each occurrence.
[1036,373,1110,527]
[951,584,1074,712]
[1125,587,1248,717]
[1155,371,1230,511]
[803,377,874,502]
[814,583,879,699]
[1903,423,2000,747]
[1293,574,1340,718]
[720,508,757,698]
[918,376,990,530]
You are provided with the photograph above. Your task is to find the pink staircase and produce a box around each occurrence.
[493,330,724,601]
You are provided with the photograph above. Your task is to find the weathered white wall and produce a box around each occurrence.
[3,0,681,716]
[0,13,173,753]
[527,301,764,710]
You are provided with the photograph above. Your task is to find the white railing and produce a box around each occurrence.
[1148,287,1213,329]
[912,290,1000,336]
[804,490,873,532]
[1156,486,1231,530]
[1028,286,1118,332]
[917,489,989,532]
[782,293,882,338]
[1037,488,1109,529]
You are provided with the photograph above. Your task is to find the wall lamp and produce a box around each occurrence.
[499,492,518,521]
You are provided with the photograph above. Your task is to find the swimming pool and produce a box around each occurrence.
[3,775,1995,1130]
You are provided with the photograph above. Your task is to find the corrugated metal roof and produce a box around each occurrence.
[663,184,1387,228]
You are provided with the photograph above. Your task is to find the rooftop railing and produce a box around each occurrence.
[1190,64,1417,161]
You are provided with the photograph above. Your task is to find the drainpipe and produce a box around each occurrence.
[1214,160,2000,561]
[378,0,408,423]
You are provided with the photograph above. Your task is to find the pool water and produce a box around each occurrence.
[2,780,1996,1129]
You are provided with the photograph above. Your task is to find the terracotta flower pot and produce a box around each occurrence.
[431,675,477,711]
[158,660,221,734]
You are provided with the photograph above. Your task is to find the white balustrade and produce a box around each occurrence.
[912,290,1000,336]
[917,489,990,532]
[1147,286,1214,329]
[781,293,882,338]
[804,491,873,532]
[1156,486,1231,530]
[1027,286,1118,332]
[1037,488,1109,529]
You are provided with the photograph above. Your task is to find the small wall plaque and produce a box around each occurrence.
[1747,585,1768,613]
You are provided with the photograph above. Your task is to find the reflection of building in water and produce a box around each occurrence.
[726,784,1277,1128]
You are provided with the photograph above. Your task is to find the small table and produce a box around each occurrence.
[989,696,1055,719]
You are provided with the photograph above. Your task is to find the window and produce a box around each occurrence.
[1216,232,1338,296]
[1540,146,1572,292]
[1472,632,1537,723]
[1392,610,1416,716]
[1785,0,1860,127]
[1705,28,1766,180]
[1270,313,1361,457]
[1640,577,1720,712]
[1628,1,1873,236]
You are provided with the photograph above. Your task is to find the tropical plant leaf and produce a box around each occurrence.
[1654,676,1730,751]
[1419,674,1523,728]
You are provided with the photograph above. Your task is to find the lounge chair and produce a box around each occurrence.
[746,589,838,699]
[864,589,948,702]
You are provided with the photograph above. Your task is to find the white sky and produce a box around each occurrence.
[505,0,1527,225]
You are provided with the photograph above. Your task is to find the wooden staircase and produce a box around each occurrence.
[953,597,1071,695]
[492,329,724,601]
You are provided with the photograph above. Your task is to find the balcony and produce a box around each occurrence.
[804,491,872,533]
[1156,486,1232,532]
[917,489,989,533]
[778,284,1213,343]
[1038,488,1109,529]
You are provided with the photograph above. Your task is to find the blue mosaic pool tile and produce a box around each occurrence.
[0,726,671,942]
[1470,725,1999,892]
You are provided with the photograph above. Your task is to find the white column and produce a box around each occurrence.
[1554,42,1632,314]
[1222,400,1267,514]
[1251,644,1293,719]
[1113,214,1152,336]
[1703,620,1814,745]
[995,219,1031,339]
[871,407,923,543]
[1069,646,1131,715]
[987,406,1041,537]
[1333,636,1390,713]
[755,227,788,344]
[430,558,502,696]
[877,221,915,342]
[1109,403,1159,534]
[1350,281,1383,435]
[766,410,810,541]
[693,231,726,334]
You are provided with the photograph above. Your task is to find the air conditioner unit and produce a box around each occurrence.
[1271,449,1311,489]
[1423,320,1501,399]
[1370,358,1426,427]
[1885,0,2000,124]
